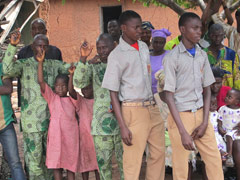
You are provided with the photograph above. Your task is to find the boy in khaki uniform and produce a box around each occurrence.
[102,10,165,180]
[162,12,224,180]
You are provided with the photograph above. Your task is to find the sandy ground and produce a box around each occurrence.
[0,90,204,180]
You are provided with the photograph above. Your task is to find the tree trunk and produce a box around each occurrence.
[155,0,186,15]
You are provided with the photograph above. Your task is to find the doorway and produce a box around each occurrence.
[101,5,122,33]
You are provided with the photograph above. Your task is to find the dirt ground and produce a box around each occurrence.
[0,90,205,180]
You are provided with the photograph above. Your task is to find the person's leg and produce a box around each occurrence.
[232,140,240,180]
[53,169,63,180]
[67,170,75,180]
[42,130,53,180]
[113,134,124,180]
[226,135,233,155]
[194,109,224,180]
[93,135,114,180]
[168,113,193,180]
[0,123,26,180]
[23,131,49,180]
[145,105,165,180]
[94,170,100,180]
[121,106,150,180]
[82,171,89,180]
[187,162,193,180]
[0,151,11,179]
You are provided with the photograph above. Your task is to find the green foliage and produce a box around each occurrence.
[136,0,197,9]
[62,0,66,5]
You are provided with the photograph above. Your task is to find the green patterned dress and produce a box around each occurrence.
[73,61,123,180]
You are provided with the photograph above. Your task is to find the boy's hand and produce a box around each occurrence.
[88,55,101,64]
[80,40,93,57]
[191,123,207,140]
[121,125,132,146]
[68,64,76,74]
[36,47,45,62]
[181,132,196,151]
[10,29,21,46]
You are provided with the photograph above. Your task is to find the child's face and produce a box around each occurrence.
[210,97,218,112]
[54,78,68,97]
[121,17,142,43]
[224,90,239,106]
[211,77,223,94]
[180,18,202,44]
[152,37,166,52]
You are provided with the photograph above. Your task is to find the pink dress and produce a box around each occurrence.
[41,84,79,172]
[76,96,99,173]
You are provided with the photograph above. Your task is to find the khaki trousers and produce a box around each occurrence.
[121,105,165,180]
[168,109,224,180]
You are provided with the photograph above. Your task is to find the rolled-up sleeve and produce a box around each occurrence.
[163,54,176,92]
[102,52,122,92]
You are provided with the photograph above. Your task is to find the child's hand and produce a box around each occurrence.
[68,64,76,74]
[88,55,100,64]
[36,47,45,62]
[10,29,21,46]
[218,126,226,136]
[80,40,93,57]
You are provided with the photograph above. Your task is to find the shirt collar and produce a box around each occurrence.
[119,36,144,51]
[178,41,201,54]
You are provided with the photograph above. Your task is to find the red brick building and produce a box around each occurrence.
[40,0,201,62]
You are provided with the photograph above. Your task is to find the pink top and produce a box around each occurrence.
[76,97,99,172]
[41,84,80,172]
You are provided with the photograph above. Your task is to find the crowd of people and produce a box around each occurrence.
[0,0,240,180]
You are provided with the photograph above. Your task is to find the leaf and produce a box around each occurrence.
[62,0,66,5]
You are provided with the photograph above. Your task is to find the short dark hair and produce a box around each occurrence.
[119,10,141,26]
[208,23,224,36]
[31,18,46,28]
[235,9,240,17]
[55,74,69,84]
[178,12,200,27]
[97,33,114,46]
[108,19,119,26]
[211,66,225,78]
[33,34,49,45]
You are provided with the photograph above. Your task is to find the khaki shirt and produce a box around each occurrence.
[102,37,153,102]
[163,42,215,112]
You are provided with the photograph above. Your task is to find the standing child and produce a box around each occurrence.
[209,96,227,159]
[218,89,240,167]
[102,10,165,180]
[162,12,223,180]
[37,49,79,180]
[76,83,100,180]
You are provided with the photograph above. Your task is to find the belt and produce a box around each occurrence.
[122,100,155,107]
[183,107,202,113]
